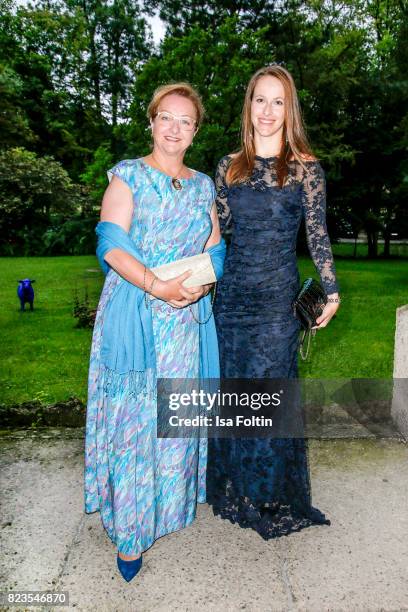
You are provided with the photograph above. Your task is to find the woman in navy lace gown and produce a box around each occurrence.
[206,65,340,539]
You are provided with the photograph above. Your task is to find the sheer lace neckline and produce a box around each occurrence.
[255,155,278,161]
[254,155,317,164]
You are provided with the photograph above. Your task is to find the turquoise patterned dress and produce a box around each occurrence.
[84,158,215,555]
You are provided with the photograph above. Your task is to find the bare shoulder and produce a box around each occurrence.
[104,175,133,202]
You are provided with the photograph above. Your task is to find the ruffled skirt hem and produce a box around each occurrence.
[209,495,330,540]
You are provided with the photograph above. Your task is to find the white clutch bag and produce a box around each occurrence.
[150,252,216,292]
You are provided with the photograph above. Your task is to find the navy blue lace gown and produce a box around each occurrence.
[206,155,339,539]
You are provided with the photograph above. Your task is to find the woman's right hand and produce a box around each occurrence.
[151,271,193,305]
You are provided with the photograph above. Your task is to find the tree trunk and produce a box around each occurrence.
[383,232,391,257]
[367,231,378,258]
[81,0,102,119]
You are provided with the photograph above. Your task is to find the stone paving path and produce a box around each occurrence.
[1,429,407,611]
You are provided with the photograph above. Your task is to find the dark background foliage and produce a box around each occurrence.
[1,0,407,256]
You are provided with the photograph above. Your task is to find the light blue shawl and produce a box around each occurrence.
[95,221,226,396]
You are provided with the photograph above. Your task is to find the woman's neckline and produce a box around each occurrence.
[255,155,278,161]
[140,157,197,181]
[254,154,317,163]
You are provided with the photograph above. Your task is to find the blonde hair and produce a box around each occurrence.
[226,65,314,187]
[147,82,205,128]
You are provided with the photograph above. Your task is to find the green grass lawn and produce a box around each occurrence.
[332,242,408,258]
[297,254,407,379]
[0,256,103,405]
[0,254,407,405]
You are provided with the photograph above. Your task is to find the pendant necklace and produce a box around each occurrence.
[151,154,184,191]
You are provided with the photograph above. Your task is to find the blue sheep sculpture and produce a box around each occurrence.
[17,278,35,311]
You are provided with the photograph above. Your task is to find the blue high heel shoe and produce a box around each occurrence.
[116,552,142,582]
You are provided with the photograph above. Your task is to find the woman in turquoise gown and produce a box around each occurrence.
[84,83,223,581]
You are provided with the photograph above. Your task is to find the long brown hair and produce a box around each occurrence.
[226,65,314,187]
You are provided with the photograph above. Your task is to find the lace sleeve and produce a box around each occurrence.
[301,162,339,294]
[215,156,232,233]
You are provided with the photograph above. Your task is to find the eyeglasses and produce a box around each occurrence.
[155,111,197,131]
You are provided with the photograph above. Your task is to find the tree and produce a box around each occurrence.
[127,18,275,172]
[143,0,302,34]
[0,64,35,148]
[62,0,152,127]
[0,0,152,179]
[80,143,114,206]
[1,0,407,258]
[0,148,82,254]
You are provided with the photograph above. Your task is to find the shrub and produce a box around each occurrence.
[73,286,96,328]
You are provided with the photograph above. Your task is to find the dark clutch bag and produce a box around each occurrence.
[292,278,327,360]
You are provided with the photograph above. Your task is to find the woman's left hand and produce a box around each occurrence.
[168,283,213,309]
[312,292,340,329]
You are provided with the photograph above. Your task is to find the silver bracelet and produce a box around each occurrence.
[144,271,157,308]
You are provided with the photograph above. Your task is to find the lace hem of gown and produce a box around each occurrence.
[210,493,330,540]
